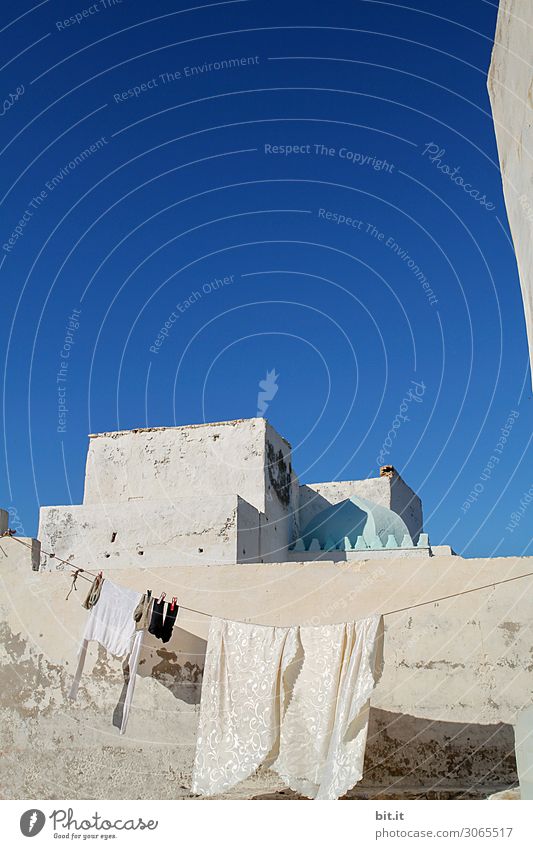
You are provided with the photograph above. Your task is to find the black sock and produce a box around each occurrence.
[148,598,165,637]
[161,602,179,643]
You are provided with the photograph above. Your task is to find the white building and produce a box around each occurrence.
[38,418,439,572]
[1,417,530,799]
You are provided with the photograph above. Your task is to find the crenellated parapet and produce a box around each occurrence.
[290,531,430,553]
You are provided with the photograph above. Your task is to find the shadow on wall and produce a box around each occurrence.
[297,486,331,529]
[359,708,517,797]
[112,626,206,728]
[254,709,517,799]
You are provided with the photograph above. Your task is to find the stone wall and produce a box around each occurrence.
[38,495,260,570]
[1,538,529,798]
[83,419,272,513]
[41,419,301,568]
[261,421,299,560]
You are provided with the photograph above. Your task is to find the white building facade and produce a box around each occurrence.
[0,418,530,799]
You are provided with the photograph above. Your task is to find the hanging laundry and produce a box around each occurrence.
[120,590,160,734]
[191,618,299,797]
[160,599,179,643]
[191,615,383,800]
[69,580,141,700]
[271,617,383,800]
[133,591,153,631]
[82,573,104,610]
[148,596,165,638]
[120,629,144,735]
[148,596,179,643]
[121,591,179,733]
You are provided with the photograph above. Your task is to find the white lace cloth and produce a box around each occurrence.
[271,617,382,799]
[191,618,299,797]
[192,615,382,799]
[69,580,141,700]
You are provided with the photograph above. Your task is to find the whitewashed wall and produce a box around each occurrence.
[1,539,529,798]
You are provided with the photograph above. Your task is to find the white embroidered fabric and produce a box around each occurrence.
[191,617,299,797]
[69,580,141,700]
[271,617,382,800]
[192,615,382,799]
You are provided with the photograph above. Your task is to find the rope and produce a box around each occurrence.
[3,530,533,622]
[3,531,78,570]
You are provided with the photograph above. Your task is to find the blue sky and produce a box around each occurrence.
[1,0,531,557]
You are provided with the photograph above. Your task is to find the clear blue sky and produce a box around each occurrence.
[1,0,531,557]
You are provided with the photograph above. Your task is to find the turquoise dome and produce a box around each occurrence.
[300,494,410,550]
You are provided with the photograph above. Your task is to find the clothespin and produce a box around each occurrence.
[158,591,166,604]
[147,589,152,599]
[170,596,177,612]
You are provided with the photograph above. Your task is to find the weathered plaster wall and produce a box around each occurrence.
[235,496,261,563]
[488,0,533,380]
[261,421,299,560]
[1,539,529,798]
[38,495,260,570]
[389,472,424,542]
[83,420,270,512]
[45,419,303,567]
[359,710,516,798]
[0,540,277,799]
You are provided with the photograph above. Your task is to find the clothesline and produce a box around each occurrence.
[3,529,533,622]
[2,531,212,617]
